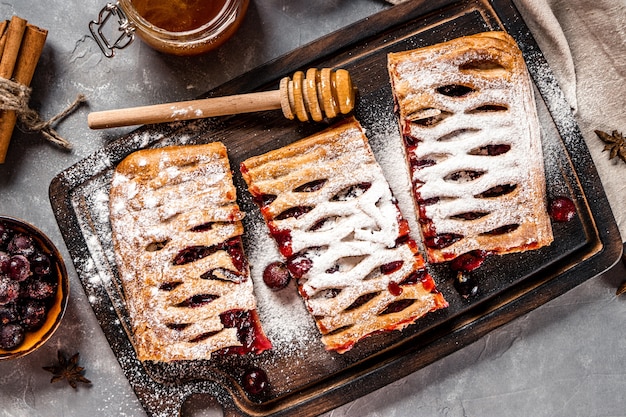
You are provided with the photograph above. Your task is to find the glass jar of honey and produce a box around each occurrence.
[89,0,249,57]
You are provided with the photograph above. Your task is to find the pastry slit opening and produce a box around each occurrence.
[450,211,490,221]
[200,268,245,283]
[407,108,451,126]
[444,169,486,183]
[330,182,372,201]
[146,239,169,252]
[466,104,508,113]
[344,291,380,312]
[176,294,219,308]
[468,144,511,156]
[475,183,517,198]
[459,59,506,72]
[436,84,475,97]
[189,330,221,343]
[275,206,313,220]
[481,224,519,235]
[379,299,415,315]
[294,179,328,192]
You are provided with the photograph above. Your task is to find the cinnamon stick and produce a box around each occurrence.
[0,17,47,163]
[0,20,10,57]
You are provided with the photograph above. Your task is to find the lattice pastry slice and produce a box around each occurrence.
[388,31,553,264]
[109,143,271,362]
[241,117,447,353]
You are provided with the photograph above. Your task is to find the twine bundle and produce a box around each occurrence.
[0,76,85,149]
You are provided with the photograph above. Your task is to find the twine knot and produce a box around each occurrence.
[0,76,85,149]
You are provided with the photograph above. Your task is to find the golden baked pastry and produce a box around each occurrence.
[388,31,554,263]
[241,117,447,353]
[109,143,271,362]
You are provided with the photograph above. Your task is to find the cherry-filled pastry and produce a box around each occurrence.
[241,117,447,353]
[109,143,271,362]
[388,31,554,264]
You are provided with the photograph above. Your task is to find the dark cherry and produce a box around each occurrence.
[0,323,25,350]
[0,303,18,324]
[454,273,479,299]
[8,255,31,282]
[242,367,269,396]
[450,250,489,273]
[30,252,51,276]
[22,278,57,300]
[262,261,291,290]
[0,276,19,305]
[549,196,576,222]
[20,299,47,331]
[0,251,10,274]
[7,234,35,257]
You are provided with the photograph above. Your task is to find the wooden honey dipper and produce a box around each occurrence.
[88,68,355,129]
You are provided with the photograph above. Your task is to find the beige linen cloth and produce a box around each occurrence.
[388,0,626,242]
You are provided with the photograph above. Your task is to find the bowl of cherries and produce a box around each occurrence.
[0,216,69,359]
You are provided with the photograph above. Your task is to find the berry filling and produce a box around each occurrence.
[380,260,404,275]
[387,281,403,296]
[217,309,272,355]
[450,250,490,273]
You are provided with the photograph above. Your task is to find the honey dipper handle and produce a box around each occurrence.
[88,90,282,129]
[88,68,355,129]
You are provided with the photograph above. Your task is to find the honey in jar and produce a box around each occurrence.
[130,0,229,33]
[110,0,249,56]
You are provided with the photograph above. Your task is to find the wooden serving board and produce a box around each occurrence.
[49,0,622,416]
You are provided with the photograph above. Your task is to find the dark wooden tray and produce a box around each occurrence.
[49,0,622,416]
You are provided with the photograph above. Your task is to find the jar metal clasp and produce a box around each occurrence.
[89,3,136,58]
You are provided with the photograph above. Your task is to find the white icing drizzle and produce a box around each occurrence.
[388,32,553,261]
[109,143,263,362]
[242,119,446,352]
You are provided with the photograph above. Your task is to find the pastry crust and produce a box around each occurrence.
[110,143,271,362]
[388,31,553,263]
[241,117,447,353]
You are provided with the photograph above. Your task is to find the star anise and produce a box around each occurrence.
[42,351,91,389]
[595,129,626,163]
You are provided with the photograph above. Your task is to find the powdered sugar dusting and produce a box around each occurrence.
[388,32,554,262]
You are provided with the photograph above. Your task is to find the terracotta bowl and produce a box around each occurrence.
[0,216,69,360]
